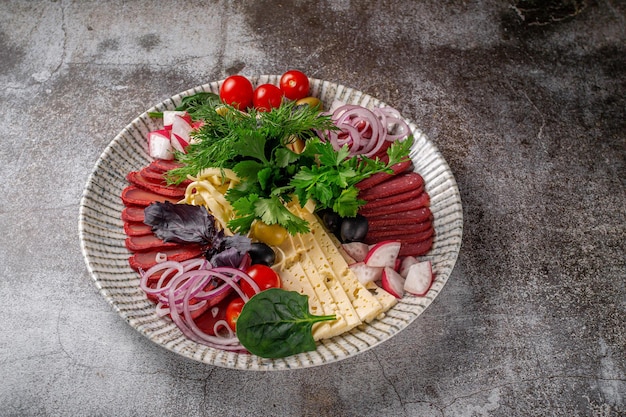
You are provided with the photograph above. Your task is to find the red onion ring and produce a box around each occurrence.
[321,103,410,158]
[139,257,262,351]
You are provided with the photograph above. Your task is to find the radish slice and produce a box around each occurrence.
[342,242,369,262]
[171,114,194,152]
[381,267,405,298]
[349,261,383,284]
[147,129,174,160]
[364,240,401,268]
[399,256,419,278]
[404,260,433,296]
[163,110,188,130]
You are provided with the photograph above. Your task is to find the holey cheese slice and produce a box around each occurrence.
[273,201,397,341]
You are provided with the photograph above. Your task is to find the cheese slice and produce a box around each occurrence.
[275,234,355,340]
[293,234,362,330]
[314,212,399,315]
[275,262,337,340]
[292,205,400,320]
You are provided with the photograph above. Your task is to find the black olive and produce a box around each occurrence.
[322,210,343,234]
[340,215,369,243]
[248,242,276,266]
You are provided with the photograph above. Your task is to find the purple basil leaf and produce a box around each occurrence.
[143,201,217,245]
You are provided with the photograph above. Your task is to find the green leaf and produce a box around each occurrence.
[254,196,310,234]
[232,160,264,180]
[232,134,268,164]
[257,166,274,191]
[332,187,363,217]
[274,147,299,168]
[228,194,261,233]
[236,289,336,358]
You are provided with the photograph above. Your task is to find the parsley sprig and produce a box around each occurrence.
[165,95,413,235]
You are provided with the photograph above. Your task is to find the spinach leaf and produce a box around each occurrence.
[236,288,336,358]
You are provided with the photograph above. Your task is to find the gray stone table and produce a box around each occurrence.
[1,1,624,416]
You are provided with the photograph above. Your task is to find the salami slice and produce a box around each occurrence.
[121,186,180,207]
[123,221,153,237]
[366,218,432,236]
[366,207,432,227]
[364,225,434,245]
[359,191,430,217]
[125,234,181,252]
[398,237,434,257]
[360,185,424,210]
[358,172,424,201]
[147,159,184,173]
[128,246,204,271]
[126,171,187,198]
[121,206,146,223]
[355,160,413,191]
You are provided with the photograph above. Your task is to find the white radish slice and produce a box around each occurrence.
[349,262,383,284]
[399,256,419,278]
[147,129,174,160]
[171,115,193,152]
[381,267,405,298]
[364,240,401,268]
[342,242,369,262]
[163,110,187,129]
[404,260,433,296]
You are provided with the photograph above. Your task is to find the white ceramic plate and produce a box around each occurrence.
[79,75,463,370]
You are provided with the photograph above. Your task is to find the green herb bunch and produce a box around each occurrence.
[165,93,413,235]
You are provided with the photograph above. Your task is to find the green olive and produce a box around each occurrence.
[251,221,288,246]
[295,96,322,110]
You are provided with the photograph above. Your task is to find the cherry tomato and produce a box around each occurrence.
[251,221,288,246]
[253,84,283,112]
[194,293,236,336]
[240,264,281,298]
[225,297,245,331]
[219,75,254,111]
[279,70,310,101]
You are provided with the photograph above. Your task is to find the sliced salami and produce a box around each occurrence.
[126,171,187,198]
[398,237,434,257]
[366,207,432,227]
[123,221,153,237]
[128,246,204,271]
[360,185,424,210]
[125,234,181,252]
[121,206,146,223]
[359,190,430,217]
[364,225,434,245]
[358,172,424,201]
[366,218,432,236]
[356,160,413,191]
[121,186,180,207]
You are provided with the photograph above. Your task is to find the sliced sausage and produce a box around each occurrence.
[398,237,434,257]
[121,186,180,207]
[358,171,423,201]
[360,185,424,210]
[126,171,187,198]
[355,160,413,191]
[128,246,204,271]
[359,190,430,217]
[366,207,432,227]
[123,221,153,237]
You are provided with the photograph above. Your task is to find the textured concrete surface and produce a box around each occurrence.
[1,1,625,416]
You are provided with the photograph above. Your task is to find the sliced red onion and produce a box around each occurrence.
[321,103,410,158]
[138,256,263,351]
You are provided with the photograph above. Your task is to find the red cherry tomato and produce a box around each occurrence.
[279,70,310,101]
[219,75,254,111]
[240,264,281,298]
[253,84,284,112]
[225,297,245,331]
[194,293,236,336]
